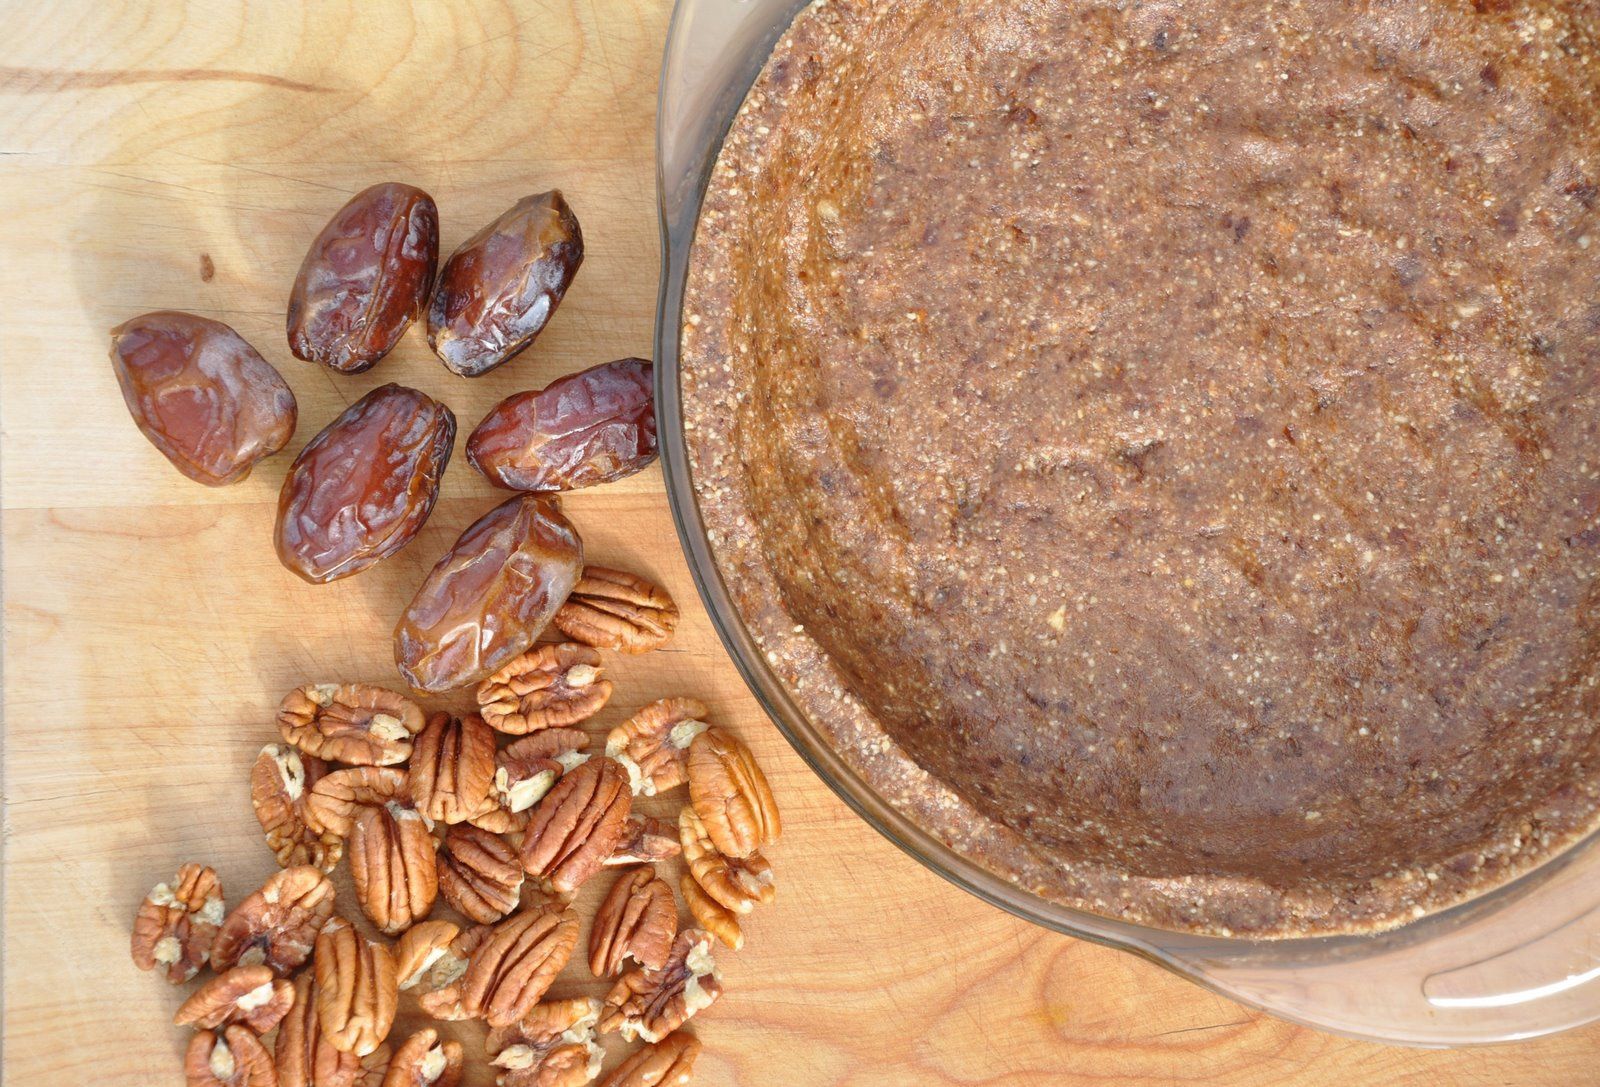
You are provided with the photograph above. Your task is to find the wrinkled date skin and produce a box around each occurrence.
[427,191,583,378]
[275,384,455,583]
[287,183,439,374]
[466,358,657,492]
[110,311,298,486]
[395,494,582,693]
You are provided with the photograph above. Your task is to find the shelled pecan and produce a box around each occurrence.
[606,816,681,868]
[382,1028,463,1087]
[438,823,525,923]
[252,744,342,872]
[519,757,631,895]
[687,728,780,858]
[679,806,774,914]
[175,964,295,1032]
[589,867,677,978]
[131,862,224,984]
[410,712,498,824]
[606,699,708,797]
[554,568,679,654]
[485,997,603,1087]
[305,767,410,837]
[459,904,580,1028]
[279,683,425,766]
[277,972,363,1087]
[349,802,440,935]
[496,728,589,815]
[476,643,612,734]
[395,920,461,992]
[211,866,335,975]
[314,916,398,1057]
[185,1025,278,1087]
[598,929,721,1044]
[597,1032,701,1087]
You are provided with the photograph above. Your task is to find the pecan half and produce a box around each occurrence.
[678,806,774,914]
[414,924,491,1021]
[306,767,411,837]
[410,711,498,824]
[460,904,580,1028]
[590,868,677,978]
[687,728,780,858]
[597,1032,701,1087]
[186,1025,277,1087]
[467,802,531,836]
[486,997,603,1087]
[395,920,461,991]
[211,866,335,975]
[315,916,399,1056]
[497,728,589,814]
[607,816,682,868]
[598,930,721,1044]
[553,567,679,654]
[252,743,343,872]
[476,643,612,734]
[606,699,708,797]
[131,862,224,983]
[349,802,440,935]
[176,964,296,1032]
[519,757,631,895]
[382,1028,463,1087]
[679,875,741,952]
[439,823,526,923]
[277,972,363,1087]
[280,683,425,766]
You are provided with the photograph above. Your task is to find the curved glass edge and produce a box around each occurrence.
[651,0,1600,1047]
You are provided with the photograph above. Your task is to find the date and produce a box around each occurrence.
[466,358,657,492]
[287,182,439,374]
[394,494,582,693]
[426,190,583,377]
[275,384,455,584]
[109,311,297,486]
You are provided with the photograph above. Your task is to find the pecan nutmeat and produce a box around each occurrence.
[185,1025,278,1087]
[606,699,708,797]
[476,643,611,734]
[679,805,774,914]
[553,567,679,654]
[413,924,491,1020]
[686,727,780,858]
[279,683,425,766]
[211,866,335,975]
[519,756,631,895]
[277,971,363,1087]
[395,919,461,991]
[459,904,580,1028]
[252,743,342,872]
[438,822,525,924]
[131,862,224,983]
[411,712,498,824]
[598,929,721,1044]
[349,802,440,935]
[314,916,398,1057]
[679,874,741,952]
[496,728,589,814]
[306,766,410,837]
[596,1031,701,1087]
[486,996,603,1087]
[607,815,682,868]
[382,1027,463,1087]
[589,867,677,978]
[176,964,296,1032]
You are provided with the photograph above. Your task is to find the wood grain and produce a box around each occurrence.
[2,2,1596,1084]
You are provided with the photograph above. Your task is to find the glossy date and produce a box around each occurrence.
[275,384,455,584]
[466,358,657,492]
[426,190,583,378]
[394,494,583,693]
[109,311,297,486]
[287,182,438,374]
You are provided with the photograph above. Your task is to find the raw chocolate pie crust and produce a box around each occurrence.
[680,0,1600,936]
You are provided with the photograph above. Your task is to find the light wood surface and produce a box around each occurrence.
[3,2,1597,1084]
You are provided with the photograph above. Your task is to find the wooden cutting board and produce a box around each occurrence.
[3,2,1595,1083]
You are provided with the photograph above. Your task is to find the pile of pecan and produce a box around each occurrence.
[131,576,782,1087]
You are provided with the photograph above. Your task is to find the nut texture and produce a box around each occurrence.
[382,1028,463,1087]
[553,568,678,654]
[607,816,682,868]
[486,997,603,1087]
[252,743,342,872]
[395,920,461,991]
[606,699,708,797]
[519,757,632,895]
[349,802,440,935]
[276,971,363,1087]
[185,1025,278,1087]
[460,904,581,1028]
[314,916,399,1057]
[176,964,296,1032]
[279,683,425,766]
[678,806,775,914]
[598,930,721,1044]
[411,712,498,824]
[394,494,584,694]
[679,875,741,952]
[477,644,612,734]
[438,823,526,924]
[414,924,491,1021]
[589,867,677,978]
[211,866,335,975]
[496,729,589,814]
[131,862,224,983]
[306,766,411,837]
[596,1032,701,1087]
[686,728,781,859]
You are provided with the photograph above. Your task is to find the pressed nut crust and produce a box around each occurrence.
[681,0,1600,935]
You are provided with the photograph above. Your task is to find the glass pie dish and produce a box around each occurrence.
[651,0,1600,1046]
